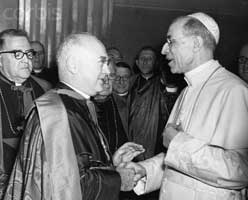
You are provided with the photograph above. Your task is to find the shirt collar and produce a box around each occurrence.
[61,81,90,99]
[184,59,220,86]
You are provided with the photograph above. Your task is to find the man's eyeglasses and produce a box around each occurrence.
[238,56,248,65]
[0,49,36,60]
[166,36,191,48]
[101,73,116,84]
[114,75,129,82]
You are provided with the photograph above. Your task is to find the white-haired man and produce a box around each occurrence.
[3,33,144,200]
[127,12,248,200]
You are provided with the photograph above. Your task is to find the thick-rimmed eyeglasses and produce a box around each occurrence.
[0,49,36,60]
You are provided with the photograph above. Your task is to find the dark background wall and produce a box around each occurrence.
[107,0,248,75]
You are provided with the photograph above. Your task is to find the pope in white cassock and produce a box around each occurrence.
[128,12,248,200]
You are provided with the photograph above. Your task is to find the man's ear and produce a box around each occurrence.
[135,59,139,67]
[193,36,204,52]
[66,56,78,74]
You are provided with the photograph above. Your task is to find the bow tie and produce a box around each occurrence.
[11,85,33,93]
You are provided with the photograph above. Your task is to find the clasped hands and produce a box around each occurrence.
[113,142,146,191]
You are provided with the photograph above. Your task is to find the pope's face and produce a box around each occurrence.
[161,19,195,74]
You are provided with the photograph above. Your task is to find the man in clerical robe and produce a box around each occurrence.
[93,61,128,154]
[3,33,144,200]
[0,29,51,199]
[30,40,58,86]
[128,46,170,160]
[127,12,248,200]
[112,61,132,136]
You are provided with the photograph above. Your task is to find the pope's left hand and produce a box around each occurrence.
[113,142,145,167]
[163,123,180,148]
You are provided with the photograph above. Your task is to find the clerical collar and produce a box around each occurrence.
[141,73,153,80]
[0,72,25,86]
[116,91,128,96]
[33,69,43,74]
[60,81,90,99]
[184,59,221,86]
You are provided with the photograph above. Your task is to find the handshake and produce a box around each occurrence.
[113,142,147,191]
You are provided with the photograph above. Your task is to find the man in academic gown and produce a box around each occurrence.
[128,12,248,200]
[0,29,51,199]
[4,33,144,200]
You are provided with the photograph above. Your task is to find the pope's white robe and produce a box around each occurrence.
[134,60,248,200]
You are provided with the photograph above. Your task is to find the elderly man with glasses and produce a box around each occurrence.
[3,33,145,200]
[125,12,248,200]
[0,29,51,199]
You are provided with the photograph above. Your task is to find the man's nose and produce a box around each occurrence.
[161,43,169,55]
[102,63,110,74]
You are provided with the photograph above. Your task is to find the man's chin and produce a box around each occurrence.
[21,72,31,79]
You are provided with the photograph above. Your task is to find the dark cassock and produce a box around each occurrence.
[128,73,170,160]
[0,73,51,199]
[93,94,129,155]
[3,83,121,200]
[112,93,129,136]
[32,66,59,86]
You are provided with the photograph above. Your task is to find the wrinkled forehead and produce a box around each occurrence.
[3,36,30,50]
[167,18,188,38]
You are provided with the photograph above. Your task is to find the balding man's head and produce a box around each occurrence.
[30,41,45,71]
[238,44,248,83]
[57,33,110,96]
